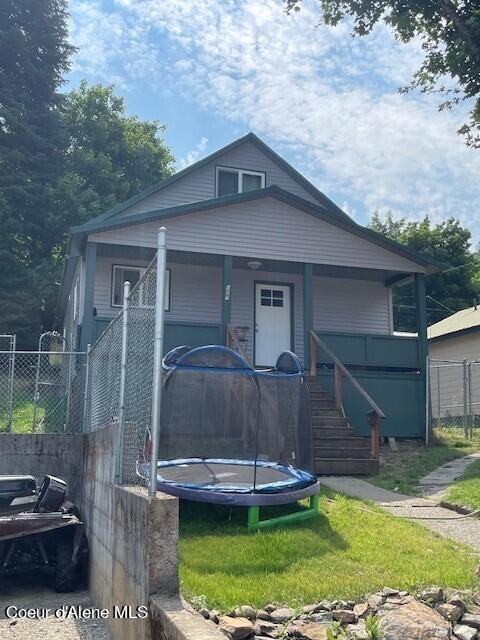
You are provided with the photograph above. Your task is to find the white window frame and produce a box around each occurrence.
[111,264,170,311]
[216,166,266,196]
[73,277,79,321]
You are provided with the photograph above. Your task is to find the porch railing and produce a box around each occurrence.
[226,324,252,367]
[310,330,385,458]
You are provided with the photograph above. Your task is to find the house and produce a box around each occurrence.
[428,305,480,423]
[57,133,441,471]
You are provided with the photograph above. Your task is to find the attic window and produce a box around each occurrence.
[216,167,265,196]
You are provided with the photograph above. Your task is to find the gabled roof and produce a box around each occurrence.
[428,305,480,341]
[73,185,442,272]
[86,132,353,227]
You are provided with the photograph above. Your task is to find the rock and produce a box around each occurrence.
[449,597,467,613]
[254,620,279,637]
[270,607,295,623]
[385,594,414,606]
[285,621,329,640]
[421,588,445,604]
[436,603,464,623]
[377,599,451,640]
[219,615,255,640]
[257,610,271,621]
[209,609,220,624]
[264,604,277,613]
[346,620,370,640]
[382,587,400,596]
[353,603,369,618]
[303,603,329,614]
[310,612,332,624]
[367,594,385,610]
[234,605,257,620]
[453,624,478,640]
[199,607,210,619]
[461,615,480,630]
[332,609,356,624]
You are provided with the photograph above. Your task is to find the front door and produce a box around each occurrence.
[254,283,292,367]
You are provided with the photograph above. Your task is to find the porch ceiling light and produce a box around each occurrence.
[247,260,262,271]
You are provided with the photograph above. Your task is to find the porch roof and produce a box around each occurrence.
[72,185,442,274]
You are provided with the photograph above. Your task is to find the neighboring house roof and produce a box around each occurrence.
[428,305,480,341]
[72,184,443,272]
[86,131,353,227]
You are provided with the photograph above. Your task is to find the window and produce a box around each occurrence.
[112,265,171,311]
[260,288,284,308]
[216,166,265,196]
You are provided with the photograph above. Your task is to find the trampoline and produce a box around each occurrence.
[138,345,320,529]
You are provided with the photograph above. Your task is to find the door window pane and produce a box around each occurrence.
[242,173,262,192]
[217,170,239,196]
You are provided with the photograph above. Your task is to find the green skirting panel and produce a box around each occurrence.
[316,369,426,438]
[247,494,319,531]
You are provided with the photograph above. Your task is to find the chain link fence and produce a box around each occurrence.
[0,350,86,433]
[428,358,480,436]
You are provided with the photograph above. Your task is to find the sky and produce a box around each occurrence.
[67,0,480,243]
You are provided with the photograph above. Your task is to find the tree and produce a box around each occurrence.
[285,1,480,146]
[370,213,480,331]
[0,0,73,345]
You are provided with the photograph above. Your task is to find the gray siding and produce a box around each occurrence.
[90,198,424,273]
[94,256,222,323]
[118,140,320,217]
[313,276,392,334]
[63,260,82,351]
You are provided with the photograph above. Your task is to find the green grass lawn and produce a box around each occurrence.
[368,428,480,495]
[179,491,479,611]
[0,399,45,433]
[444,459,480,512]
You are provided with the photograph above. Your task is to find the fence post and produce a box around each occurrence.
[82,344,91,432]
[468,361,473,439]
[463,359,469,438]
[149,227,167,497]
[425,355,430,445]
[116,281,130,484]
[7,334,16,431]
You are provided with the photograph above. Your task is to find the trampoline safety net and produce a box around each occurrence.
[150,345,315,495]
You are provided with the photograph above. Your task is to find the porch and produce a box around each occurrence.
[79,242,428,444]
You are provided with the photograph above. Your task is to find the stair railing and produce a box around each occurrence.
[310,330,385,458]
[226,324,252,367]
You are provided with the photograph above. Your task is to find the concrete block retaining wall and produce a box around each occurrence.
[81,424,179,640]
[0,433,84,500]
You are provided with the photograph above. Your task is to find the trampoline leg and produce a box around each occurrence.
[247,506,260,530]
[247,493,319,531]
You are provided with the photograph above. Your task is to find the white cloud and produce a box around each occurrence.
[70,0,480,241]
[178,136,209,169]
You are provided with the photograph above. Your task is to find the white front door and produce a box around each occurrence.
[254,283,292,367]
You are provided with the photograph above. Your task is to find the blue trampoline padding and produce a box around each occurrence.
[137,458,320,507]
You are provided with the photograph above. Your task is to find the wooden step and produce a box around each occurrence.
[312,416,349,427]
[309,398,336,407]
[314,447,372,459]
[313,435,370,447]
[312,427,354,438]
[311,409,344,417]
[315,457,379,475]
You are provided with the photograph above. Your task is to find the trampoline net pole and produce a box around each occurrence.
[149,227,167,496]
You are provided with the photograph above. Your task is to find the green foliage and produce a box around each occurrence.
[369,212,480,331]
[0,4,174,346]
[285,0,480,146]
[444,458,480,511]
[365,614,380,640]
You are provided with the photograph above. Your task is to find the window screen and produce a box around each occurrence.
[217,170,239,196]
[112,267,141,306]
[242,172,263,192]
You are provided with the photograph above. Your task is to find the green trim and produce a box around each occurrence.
[415,273,428,373]
[72,185,442,272]
[253,280,295,368]
[247,494,319,531]
[222,255,233,344]
[80,242,97,352]
[303,264,313,370]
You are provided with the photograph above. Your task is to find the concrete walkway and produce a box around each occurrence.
[321,475,480,552]
[418,452,480,501]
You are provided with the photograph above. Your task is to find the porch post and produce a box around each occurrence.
[80,241,97,353]
[414,272,428,374]
[303,263,313,372]
[221,255,233,345]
